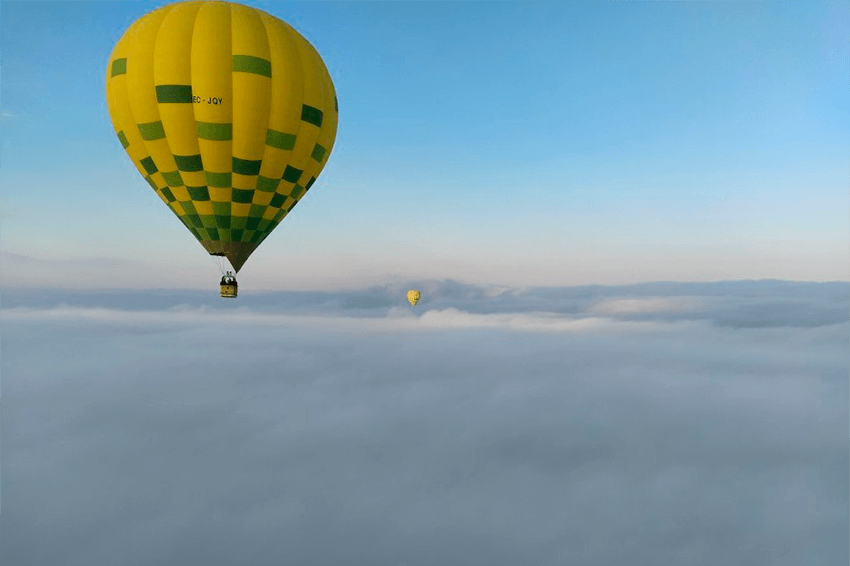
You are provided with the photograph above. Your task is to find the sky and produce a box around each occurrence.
[0,1,847,290]
[0,280,848,565]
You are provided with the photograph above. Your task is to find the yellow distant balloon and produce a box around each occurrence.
[406,289,421,307]
[105,1,338,273]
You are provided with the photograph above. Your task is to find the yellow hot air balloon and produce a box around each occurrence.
[105,1,338,296]
[406,289,421,307]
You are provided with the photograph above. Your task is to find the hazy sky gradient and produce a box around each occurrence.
[1,281,847,565]
[1,1,847,289]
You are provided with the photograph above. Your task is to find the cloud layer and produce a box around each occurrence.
[4,279,847,328]
[1,281,847,565]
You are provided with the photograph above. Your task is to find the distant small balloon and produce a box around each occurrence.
[406,289,421,307]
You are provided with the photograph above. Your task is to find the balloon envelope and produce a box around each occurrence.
[406,289,421,307]
[105,1,338,272]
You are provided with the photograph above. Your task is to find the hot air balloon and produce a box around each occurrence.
[406,289,421,307]
[105,1,338,297]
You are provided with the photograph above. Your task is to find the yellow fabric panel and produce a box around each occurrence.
[232,172,255,192]
[286,34,322,179]
[179,169,207,189]
[257,147,289,180]
[191,2,233,175]
[317,59,339,163]
[297,44,338,188]
[316,49,339,167]
[104,19,134,139]
[252,192,273,206]
[154,1,204,188]
[107,33,156,184]
[231,3,271,166]
[231,203,251,217]
[208,187,231,202]
[124,6,178,176]
[170,186,191,201]
[257,14,303,179]
[275,180,294,196]
[194,201,214,216]
[123,11,165,124]
[149,171,168,188]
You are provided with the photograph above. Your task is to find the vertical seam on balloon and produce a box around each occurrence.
[189,2,230,250]
[188,2,203,240]
[184,3,208,244]
[256,14,276,246]
[288,30,309,208]
[265,27,308,244]
[150,4,184,210]
[224,3,252,266]
[228,3,265,250]
[259,19,303,244]
[123,16,167,211]
[228,2,235,193]
[324,56,340,170]
[302,46,333,195]
[131,8,191,236]
[229,4,245,249]
[296,46,321,196]
[120,33,143,183]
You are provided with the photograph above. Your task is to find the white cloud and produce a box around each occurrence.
[587,296,705,314]
[2,304,676,335]
[1,283,847,565]
[3,279,846,329]
[417,307,664,333]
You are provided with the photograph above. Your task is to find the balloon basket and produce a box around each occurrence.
[220,272,238,298]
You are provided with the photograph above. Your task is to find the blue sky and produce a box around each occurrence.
[1,1,847,290]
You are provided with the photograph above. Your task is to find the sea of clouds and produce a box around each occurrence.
[1,280,846,565]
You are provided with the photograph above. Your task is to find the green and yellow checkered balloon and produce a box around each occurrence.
[106,1,338,272]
